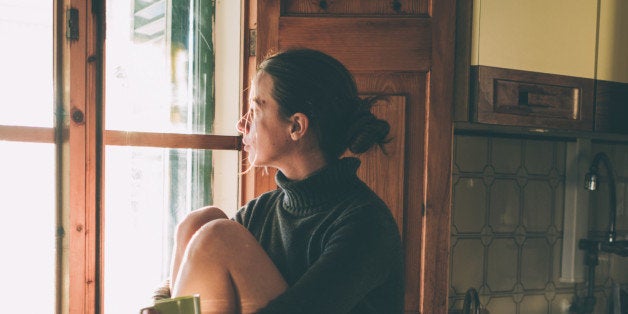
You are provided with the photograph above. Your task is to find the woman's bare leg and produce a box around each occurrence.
[171,209,287,314]
[169,206,229,290]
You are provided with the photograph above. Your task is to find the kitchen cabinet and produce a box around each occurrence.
[455,0,628,134]
[593,0,628,134]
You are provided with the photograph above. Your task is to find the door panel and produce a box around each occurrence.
[254,1,455,313]
[278,17,431,72]
[352,95,407,234]
[283,0,429,15]
[354,73,427,312]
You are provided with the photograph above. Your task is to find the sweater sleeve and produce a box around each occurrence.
[255,206,403,314]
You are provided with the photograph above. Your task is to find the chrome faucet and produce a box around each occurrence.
[584,152,617,243]
[462,288,482,314]
[572,152,626,313]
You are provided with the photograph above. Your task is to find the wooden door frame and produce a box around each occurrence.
[421,2,455,313]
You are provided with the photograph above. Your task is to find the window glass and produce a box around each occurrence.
[104,1,242,311]
[104,146,239,312]
[0,142,55,312]
[0,0,53,127]
[0,0,55,312]
[105,0,239,135]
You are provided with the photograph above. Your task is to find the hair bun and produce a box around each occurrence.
[345,99,391,154]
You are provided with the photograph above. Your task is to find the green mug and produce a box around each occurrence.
[140,295,201,314]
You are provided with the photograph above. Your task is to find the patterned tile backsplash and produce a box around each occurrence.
[449,135,628,314]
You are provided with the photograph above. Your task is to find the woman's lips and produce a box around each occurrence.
[241,137,251,151]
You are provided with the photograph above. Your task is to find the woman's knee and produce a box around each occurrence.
[186,219,247,259]
[175,206,228,244]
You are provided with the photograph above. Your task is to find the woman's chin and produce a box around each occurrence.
[246,153,259,166]
[249,158,272,169]
[244,151,273,168]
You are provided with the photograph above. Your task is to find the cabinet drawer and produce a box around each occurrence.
[470,66,595,130]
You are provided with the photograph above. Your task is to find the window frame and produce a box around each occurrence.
[69,0,243,311]
[0,0,244,312]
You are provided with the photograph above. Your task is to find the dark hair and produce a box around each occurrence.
[257,48,390,161]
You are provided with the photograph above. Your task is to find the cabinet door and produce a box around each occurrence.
[253,1,455,313]
[455,0,598,130]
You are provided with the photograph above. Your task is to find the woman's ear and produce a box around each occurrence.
[289,113,309,141]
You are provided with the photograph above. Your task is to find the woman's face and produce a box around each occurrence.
[237,72,294,168]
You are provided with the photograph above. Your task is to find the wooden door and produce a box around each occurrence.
[251,1,455,313]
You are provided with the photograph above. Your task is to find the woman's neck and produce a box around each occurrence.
[277,151,329,181]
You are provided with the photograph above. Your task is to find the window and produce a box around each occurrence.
[0,0,243,312]
[104,1,241,311]
[0,0,55,312]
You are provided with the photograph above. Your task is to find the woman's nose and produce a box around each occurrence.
[236,111,251,134]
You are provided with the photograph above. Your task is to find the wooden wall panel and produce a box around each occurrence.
[283,0,429,15]
[278,17,431,72]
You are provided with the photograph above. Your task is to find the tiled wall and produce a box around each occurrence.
[449,135,628,314]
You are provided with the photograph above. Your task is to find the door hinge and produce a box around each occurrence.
[66,8,79,41]
[248,29,257,57]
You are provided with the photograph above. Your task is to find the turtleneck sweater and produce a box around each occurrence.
[234,157,404,314]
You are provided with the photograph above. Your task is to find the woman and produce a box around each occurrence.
[162,48,404,314]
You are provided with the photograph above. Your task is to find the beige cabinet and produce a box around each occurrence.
[471,0,597,78]
[455,0,628,134]
[594,0,628,133]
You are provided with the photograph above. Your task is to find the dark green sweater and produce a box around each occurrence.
[234,158,404,314]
